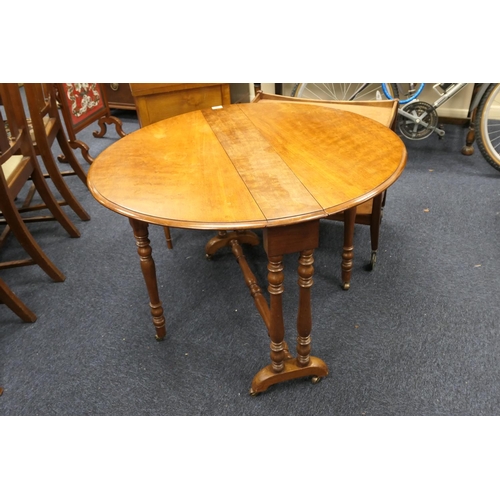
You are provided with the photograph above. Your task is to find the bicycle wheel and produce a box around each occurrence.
[389,83,425,104]
[475,83,500,172]
[291,83,399,101]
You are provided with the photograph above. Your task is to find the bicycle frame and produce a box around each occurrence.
[394,83,491,138]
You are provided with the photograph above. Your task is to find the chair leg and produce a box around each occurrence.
[59,139,94,165]
[55,128,89,186]
[36,134,90,222]
[341,206,356,290]
[30,165,80,238]
[0,276,37,322]
[163,227,173,249]
[0,200,65,282]
[368,193,384,270]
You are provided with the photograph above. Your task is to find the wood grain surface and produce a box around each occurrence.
[88,101,407,230]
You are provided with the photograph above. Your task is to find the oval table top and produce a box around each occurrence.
[88,101,407,230]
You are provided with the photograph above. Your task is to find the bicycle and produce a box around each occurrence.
[290,83,500,172]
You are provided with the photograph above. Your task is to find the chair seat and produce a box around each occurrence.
[5,116,51,148]
[29,115,51,145]
[2,154,26,185]
[328,199,374,220]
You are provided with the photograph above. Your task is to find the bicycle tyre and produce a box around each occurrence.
[386,83,425,104]
[291,83,399,101]
[475,83,500,172]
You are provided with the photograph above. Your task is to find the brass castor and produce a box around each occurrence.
[342,282,350,291]
[369,251,377,270]
[311,376,322,384]
[461,144,474,156]
[249,388,259,396]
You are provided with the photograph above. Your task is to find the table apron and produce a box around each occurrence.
[263,219,320,257]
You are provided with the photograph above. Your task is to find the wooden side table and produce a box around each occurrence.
[88,101,407,395]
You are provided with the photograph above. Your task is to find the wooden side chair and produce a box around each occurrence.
[252,91,399,289]
[54,83,126,165]
[0,82,79,284]
[129,83,232,250]
[23,83,90,223]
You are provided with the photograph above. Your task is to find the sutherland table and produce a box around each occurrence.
[87,100,407,395]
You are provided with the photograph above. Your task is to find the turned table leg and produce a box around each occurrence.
[250,221,328,395]
[268,255,287,373]
[297,249,313,368]
[341,206,356,290]
[129,218,166,341]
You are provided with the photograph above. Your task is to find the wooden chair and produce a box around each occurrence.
[54,83,126,164]
[252,91,399,289]
[129,83,232,250]
[23,83,90,223]
[0,82,79,284]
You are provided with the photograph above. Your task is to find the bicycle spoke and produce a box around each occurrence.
[295,83,398,102]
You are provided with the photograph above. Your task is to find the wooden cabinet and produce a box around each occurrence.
[102,83,136,110]
[129,83,231,126]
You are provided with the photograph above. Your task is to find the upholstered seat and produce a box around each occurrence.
[28,115,50,144]
[2,154,25,183]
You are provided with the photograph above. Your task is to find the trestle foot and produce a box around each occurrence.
[250,356,328,395]
[205,230,260,258]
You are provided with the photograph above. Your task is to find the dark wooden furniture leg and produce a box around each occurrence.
[369,193,384,270]
[129,218,166,341]
[163,227,173,250]
[61,139,95,165]
[341,206,356,290]
[462,83,482,156]
[0,187,66,282]
[33,128,90,222]
[0,276,37,322]
[93,115,126,140]
[55,126,89,185]
[296,248,314,368]
[205,221,328,393]
[250,220,328,394]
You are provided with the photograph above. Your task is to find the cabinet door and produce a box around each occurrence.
[103,83,136,110]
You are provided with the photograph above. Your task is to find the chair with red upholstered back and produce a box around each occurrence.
[54,83,126,165]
